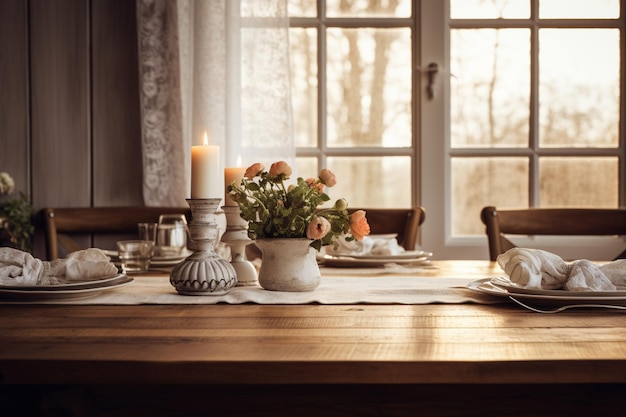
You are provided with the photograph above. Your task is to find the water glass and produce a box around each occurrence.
[156,214,188,257]
[138,222,157,242]
[116,240,154,273]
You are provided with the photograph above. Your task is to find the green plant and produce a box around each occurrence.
[0,172,34,252]
[227,161,370,251]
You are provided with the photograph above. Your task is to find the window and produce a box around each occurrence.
[288,0,624,258]
[446,0,624,259]
[450,0,622,236]
[288,0,416,209]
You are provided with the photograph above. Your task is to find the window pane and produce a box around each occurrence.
[290,28,318,147]
[539,29,619,148]
[287,0,317,17]
[295,157,318,179]
[327,28,411,148]
[327,156,411,208]
[540,0,619,19]
[451,29,530,148]
[451,157,529,236]
[539,157,618,207]
[326,0,411,18]
[450,0,529,19]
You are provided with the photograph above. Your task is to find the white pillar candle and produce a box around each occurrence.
[224,166,246,206]
[191,133,220,199]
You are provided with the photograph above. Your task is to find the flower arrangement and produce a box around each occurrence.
[0,172,34,252]
[227,161,370,251]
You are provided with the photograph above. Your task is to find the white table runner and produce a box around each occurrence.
[4,273,504,305]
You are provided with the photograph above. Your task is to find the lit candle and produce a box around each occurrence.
[191,132,220,199]
[224,161,246,206]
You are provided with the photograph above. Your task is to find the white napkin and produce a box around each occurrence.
[497,248,626,292]
[326,235,405,257]
[0,247,119,286]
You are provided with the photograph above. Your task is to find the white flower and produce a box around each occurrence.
[0,172,15,195]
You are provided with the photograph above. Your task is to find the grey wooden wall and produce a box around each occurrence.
[1,0,145,257]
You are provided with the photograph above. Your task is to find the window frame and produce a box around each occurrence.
[434,0,626,260]
[289,0,420,209]
[289,0,626,260]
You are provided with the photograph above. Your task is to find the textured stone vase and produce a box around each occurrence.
[255,238,321,292]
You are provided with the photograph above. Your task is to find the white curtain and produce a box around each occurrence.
[137,0,295,206]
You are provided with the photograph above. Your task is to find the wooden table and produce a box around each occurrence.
[1,260,624,416]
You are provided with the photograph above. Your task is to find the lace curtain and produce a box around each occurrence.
[137,0,295,206]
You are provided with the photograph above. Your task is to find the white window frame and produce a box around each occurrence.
[291,0,625,260]
[421,0,625,260]
[290,1,419,208]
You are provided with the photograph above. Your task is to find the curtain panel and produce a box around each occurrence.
[137,0,295,206]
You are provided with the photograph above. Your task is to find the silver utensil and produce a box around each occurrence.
[509,296,626,313]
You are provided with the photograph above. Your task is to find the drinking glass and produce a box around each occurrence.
[156,214,188,257]
[138,222,157,242]
[117,240,154,273]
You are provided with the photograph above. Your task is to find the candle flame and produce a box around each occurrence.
[236,155,243,167]
[203,132,209,146]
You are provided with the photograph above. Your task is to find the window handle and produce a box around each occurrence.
[426,63,438,100]
[417,63,455,100]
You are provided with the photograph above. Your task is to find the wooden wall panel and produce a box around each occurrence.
[92,0,143,207]
[30,0,91,208]
[2,0,149,257]
[0,0,29,195]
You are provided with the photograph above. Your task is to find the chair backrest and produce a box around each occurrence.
[348,207,426,250]
[480,205,626,261]
[40,206,191,260]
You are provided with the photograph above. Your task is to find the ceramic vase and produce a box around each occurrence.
[255,238,321,292]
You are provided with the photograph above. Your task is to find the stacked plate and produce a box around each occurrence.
[467,276,626,307]
[150,249,193,267]
[317,249,433,268]
[104,249,192,268]
[0,273,133,301]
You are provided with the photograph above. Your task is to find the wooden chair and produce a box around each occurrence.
[480,205,626,261]
[40,206,191,260]
[348,207,426,251]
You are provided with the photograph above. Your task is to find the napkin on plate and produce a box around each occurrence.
[0,247,119,286]
[325,235,405,257]
[497,248,626,292]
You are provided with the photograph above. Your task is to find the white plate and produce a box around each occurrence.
[150,257,188,267]
[104,248,191,267]
[467,278,626,307]
[368,233,398,240]
[338,250,433,260]
[489,276,626,298]
[0,275,133,301]
[318,253,431,268]
[0,273,127,292]
[152,248,193,262]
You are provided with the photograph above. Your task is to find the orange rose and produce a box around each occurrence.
[349,210,370,240]
[269,161,292,177]
[244,163,264,179]
[319,168,337,187]
[305,178,324,192]
[306,216,331,240]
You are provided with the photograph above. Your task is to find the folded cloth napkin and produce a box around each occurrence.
[497,248,626,292]
[0,247,119,286]
[325,235,405,257]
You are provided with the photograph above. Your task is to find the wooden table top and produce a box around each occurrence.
[1,260,625,385]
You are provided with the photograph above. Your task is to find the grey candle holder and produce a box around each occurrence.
[169,198,237,295]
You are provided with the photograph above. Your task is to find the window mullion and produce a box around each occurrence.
[529,0,540,207]
[317,0,327,169]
